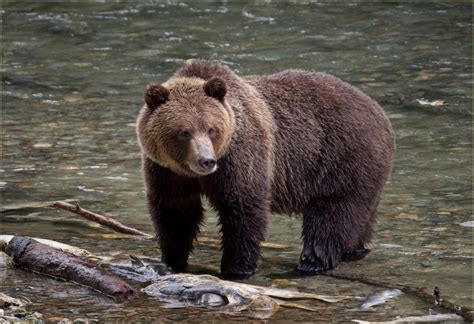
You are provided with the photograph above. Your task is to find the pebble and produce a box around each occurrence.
[271,279,290,287]
[380,243,402,249]
[77,186,96,192]
[459,221,474,227]
[63,95,83,103]
[416,99,445,107]
[33,143,53,148]
[104,176,128,181]
[73,62,92,67]
[388,114,405,119]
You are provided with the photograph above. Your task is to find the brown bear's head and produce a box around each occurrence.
[137,77,235,177]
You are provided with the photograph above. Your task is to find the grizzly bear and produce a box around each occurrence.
[136,60,394,279]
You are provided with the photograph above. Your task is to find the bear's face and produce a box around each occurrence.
[137,77,235,177]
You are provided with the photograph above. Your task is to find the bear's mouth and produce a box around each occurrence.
[187,163,218,176]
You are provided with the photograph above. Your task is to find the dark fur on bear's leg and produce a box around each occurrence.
[297,195,372,274]
[209,194,268,280]
[217,201,267,279]
[144,158,203,271]
[152,194,203,271]
[201,143,272,280]
[341,199,378,263]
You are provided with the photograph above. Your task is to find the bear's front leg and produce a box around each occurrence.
[209,193,269,279]
[143,158,203,271]
[150,194,203,271]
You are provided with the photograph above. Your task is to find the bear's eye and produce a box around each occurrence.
[208,127,216,137]
[178,130,191,140]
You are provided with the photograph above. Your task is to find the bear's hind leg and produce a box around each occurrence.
[297,195,373,273]
[341,245,371,262]
[341,198,379,262]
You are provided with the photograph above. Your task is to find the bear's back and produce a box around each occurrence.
[245,70,394,213]
[245,69,383,117]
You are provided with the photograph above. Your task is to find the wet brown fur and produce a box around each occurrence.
[137,60,395,278]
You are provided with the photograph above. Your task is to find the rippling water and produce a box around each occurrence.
[1,2,472,322]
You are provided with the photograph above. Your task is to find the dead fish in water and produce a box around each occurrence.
[350,289,402,311]
[109,255,172,283]
[111,257,345,319]
[352,313,463,323]
[415,99,445,107]
[143,273,281,319]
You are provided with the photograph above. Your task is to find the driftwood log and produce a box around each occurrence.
[4,235,134,302]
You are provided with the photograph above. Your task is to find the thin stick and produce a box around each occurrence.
[53,201,153,239]
[53,201,290,249]
[197,236,291,250]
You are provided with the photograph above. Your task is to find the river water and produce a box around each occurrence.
[1,2,472,322]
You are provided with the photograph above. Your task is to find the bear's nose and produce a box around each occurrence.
[199,157,217,171]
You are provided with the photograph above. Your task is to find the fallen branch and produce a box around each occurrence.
[197,235,291,250]
[3,235,135,302]
[53,201,290,250]
[53,201,153,239]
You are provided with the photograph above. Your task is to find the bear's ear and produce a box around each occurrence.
[144,83,170,110]
[203,77,227,101]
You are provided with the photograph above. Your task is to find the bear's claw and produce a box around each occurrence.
[296,245,337,274]
[164,260,188,272]
[220,269,257,280]
[295,259,330,275]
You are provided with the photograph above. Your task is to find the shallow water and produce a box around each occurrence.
[1,2,472,322]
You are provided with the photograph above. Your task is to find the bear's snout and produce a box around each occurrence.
[187,136,218,176]
[198,157,217,171]
[188,155,217,175]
